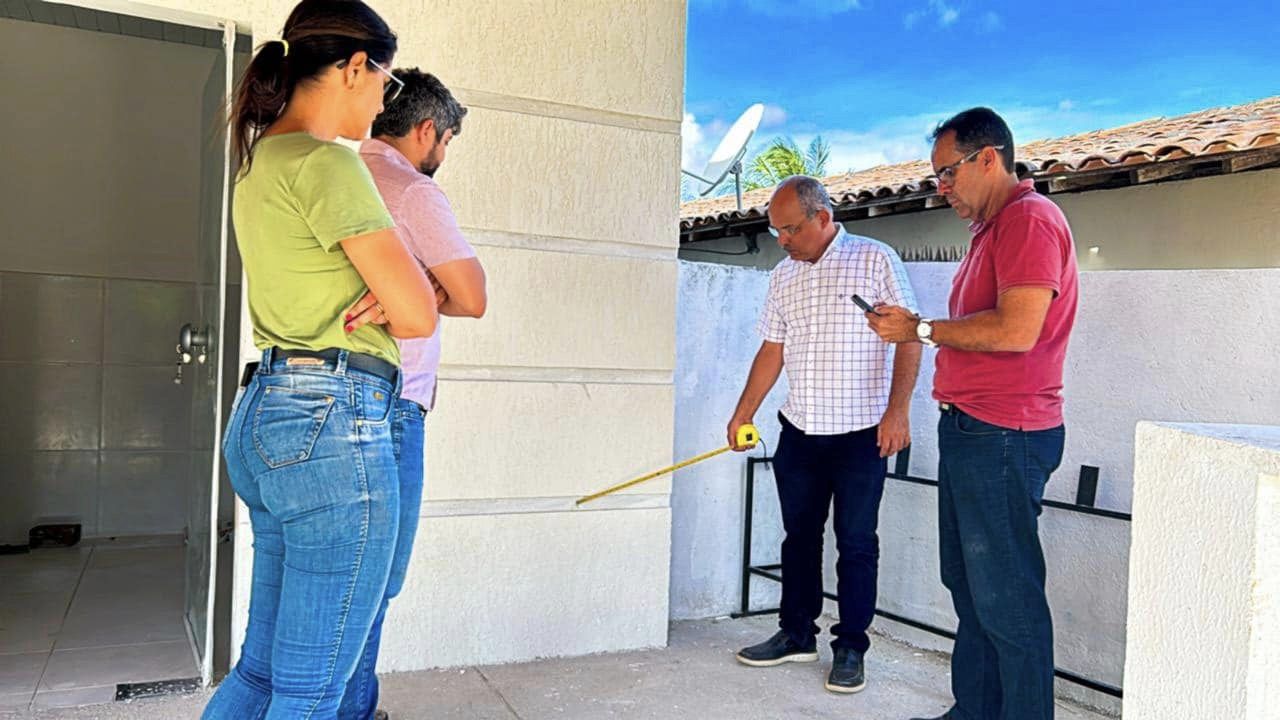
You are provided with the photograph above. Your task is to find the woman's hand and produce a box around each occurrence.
[341,290,388,334]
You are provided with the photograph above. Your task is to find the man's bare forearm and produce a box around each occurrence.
[887,342,921,411]
[933,287,1053,352]
[733,342,784,418]
[932,310,1024,352]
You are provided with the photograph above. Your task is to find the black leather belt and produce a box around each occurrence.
[240,348,399,387]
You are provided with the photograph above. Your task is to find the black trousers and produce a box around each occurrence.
[772,413,887,653]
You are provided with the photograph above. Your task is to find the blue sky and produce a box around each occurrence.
[682,0,1280,184]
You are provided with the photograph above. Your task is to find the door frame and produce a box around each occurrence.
[45,0,247,687]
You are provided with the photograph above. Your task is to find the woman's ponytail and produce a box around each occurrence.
[230,39,290,169]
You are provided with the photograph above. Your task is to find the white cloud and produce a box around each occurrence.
[979,11,1003,33]
[681,111,735,175]
[681,112,705,169]
[793,111,952,176]
[937,1,959,26]
[904,0,960,29]
[761,104,788,128]
[1058,99,1076,111]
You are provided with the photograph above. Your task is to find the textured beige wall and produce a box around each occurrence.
[92,0,686,669]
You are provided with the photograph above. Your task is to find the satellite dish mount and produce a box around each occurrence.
[681,103,764,212]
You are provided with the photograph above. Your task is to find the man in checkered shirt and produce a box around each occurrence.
[728,176,922,695]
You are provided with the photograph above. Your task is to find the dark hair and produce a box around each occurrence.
[231,0,397,168]
[372,68,468,140]
[931,107,1016,173]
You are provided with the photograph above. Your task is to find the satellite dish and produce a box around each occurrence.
[682,103,764,211]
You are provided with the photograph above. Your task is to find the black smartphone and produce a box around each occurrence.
[850,294,881,315]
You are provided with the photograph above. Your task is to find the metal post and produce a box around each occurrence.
[732,160,744,211]
[738,458,757,616]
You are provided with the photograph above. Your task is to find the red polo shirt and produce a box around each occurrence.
[933,179,1079,431]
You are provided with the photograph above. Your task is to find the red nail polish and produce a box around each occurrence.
[345,325,352,333]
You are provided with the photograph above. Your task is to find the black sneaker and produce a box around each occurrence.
[735,630,819,667]
[374,711,390,720]
[908,713,951,719]
[825,647,866,693]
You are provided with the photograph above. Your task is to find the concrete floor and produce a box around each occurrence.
[0,616,1115,719]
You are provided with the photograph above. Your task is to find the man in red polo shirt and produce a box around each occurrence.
[868,107,1078,720]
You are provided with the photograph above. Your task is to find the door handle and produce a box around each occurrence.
[174,323,211,384]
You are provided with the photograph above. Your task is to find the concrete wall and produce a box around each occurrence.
[97,0,685,670]
[386,0,686,672]
[1125,423,1280,720]
[0,17,233,544]
[681,166,1280,271]
[671,249,1280,710]
[671,262,786,619]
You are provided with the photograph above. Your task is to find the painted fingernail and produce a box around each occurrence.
[345,325,353,333]
[345,314,352,322]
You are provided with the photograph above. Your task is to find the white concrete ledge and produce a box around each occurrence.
[436,364,673,385]
[464,226,677,262]
[1124,422,1280,720]
[422,493,669,518]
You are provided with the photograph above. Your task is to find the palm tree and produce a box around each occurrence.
[743,136,830,190]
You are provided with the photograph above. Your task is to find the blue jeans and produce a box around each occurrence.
[337,399,425,720]
[203,350,402,720]
[937,408,1065,720]
[772,414,886,653]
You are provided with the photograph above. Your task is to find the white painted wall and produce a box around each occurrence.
[1124,422,1280,720]
[671,262,786,619]
[671,259,1280,713]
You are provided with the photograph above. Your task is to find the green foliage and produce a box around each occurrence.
[744,136,830,190]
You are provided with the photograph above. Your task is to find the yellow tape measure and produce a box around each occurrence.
[575,424,759,506]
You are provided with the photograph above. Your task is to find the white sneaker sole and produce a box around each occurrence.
[735,651,819,667]
[824,678,867,694]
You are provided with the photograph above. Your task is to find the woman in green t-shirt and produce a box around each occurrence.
[203,2,437,718]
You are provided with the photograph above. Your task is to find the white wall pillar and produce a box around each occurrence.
[1124,422,1280,719]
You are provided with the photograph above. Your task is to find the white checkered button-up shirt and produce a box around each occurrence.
[758,227,918,435]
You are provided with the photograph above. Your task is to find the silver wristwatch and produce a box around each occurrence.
[916,318,938,347]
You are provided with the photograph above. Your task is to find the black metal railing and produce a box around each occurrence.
[733,448,1128,699]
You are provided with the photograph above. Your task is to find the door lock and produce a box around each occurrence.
[175,323,211,384]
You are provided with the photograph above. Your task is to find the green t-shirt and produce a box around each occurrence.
[233,133,400,365]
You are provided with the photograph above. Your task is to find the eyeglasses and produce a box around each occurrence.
[368,59,404,105]
[767,215,812,238]
[927,145,1005,187]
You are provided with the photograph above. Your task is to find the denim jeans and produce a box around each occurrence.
[771,414,887,653]
[202,349,402,720]
[337,399,425,720]
[937,408,1065,720]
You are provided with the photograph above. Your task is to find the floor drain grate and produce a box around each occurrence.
[115,677,201,701]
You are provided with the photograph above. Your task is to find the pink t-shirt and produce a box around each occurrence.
[360,139,476,409]
[933,179,1079,431]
